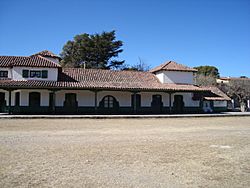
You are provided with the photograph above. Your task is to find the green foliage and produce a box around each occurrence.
[195,74,217,86]
[60,31,124,69]
[194,66,220,78]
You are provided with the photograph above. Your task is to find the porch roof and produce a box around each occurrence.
[202,86,231,101]
[0,79,209,92]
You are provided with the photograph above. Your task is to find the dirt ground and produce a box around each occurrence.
[0,117,249,188]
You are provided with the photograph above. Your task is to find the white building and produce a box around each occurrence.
[0,50,230,114]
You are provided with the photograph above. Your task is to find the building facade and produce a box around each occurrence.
[0,50,230,114]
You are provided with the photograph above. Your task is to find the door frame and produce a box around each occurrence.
[173,95,184,113]
[0,92,6,113]
[151,94,163,114]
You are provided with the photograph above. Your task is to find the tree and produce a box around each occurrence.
[194,66,220,78]
[133,57,151,72]
[122,57,151,72]
[194,65,220,86]
[60,31,124,69]
[195,74,217,86]
[218,79,250,112]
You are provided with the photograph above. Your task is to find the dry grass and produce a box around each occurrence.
[0,117,250,188]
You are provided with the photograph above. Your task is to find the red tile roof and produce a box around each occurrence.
[0,80,210,92]
[0,56,27,67]
[12,55,61,68]
[58,68,208,91]
[0,68,209,92]
[33,50,61,60]
[202,86,231,101]
[0,53,227,97]
[0,55,61,68]
[150,61,197,73]
[219,77,250,81]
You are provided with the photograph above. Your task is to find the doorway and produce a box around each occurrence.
[173,95,184,113]
[64,93,78,113]
[151,95,163,114]
[131,94,141,111]
[0,92,6,113]
[203,101,213,113]
[99,95,119,113]
[29,92,40,107]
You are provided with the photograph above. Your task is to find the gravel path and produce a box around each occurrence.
[0,117,250,187]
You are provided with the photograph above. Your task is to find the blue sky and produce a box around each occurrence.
[0,0,249,77]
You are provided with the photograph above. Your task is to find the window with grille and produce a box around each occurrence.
[30,71,41,78]
[0,71,8,78]
[104,96,115,108]
[22,70,48,78]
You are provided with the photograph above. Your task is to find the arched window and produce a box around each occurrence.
[29,92,40,107]
[104,95,115,108]
[100,95,119,109]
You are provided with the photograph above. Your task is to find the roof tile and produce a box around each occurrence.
[0,68,209,92]
[32,50,61,59]
[150,61,197,73]
[0,55,61,68]
[202,86,231,101]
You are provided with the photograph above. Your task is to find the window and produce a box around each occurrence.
[102,95,118,108]
[0,71,8,78]
[104,96,114,108]
[22,70,29,78]
[41,70,48,78]
[30,71,41,78]
[99,95,119,111]
[22,70,48,79]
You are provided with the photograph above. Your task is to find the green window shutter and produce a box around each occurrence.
[22,70,29,78]
[41,70,48,78]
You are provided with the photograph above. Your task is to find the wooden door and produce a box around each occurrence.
[0,92,6,113]
[151,95,163,114]
[173,95,184,113]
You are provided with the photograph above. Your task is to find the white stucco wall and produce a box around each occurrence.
[44,57,60,64]
[141,92,199,107]
[155,73,164,83]
[155,71,194,84]
[213,101,227,107]
[172,92,200,107]
[55,90,132,107]
[18,90,50,106]
[140,92,169,107]
[12,67,58,81]
[55,90,95,107]
[0,89,7,93]
[1,89,201,108]
[0,68,12,79]
[0,89,49,106]
[97,91,131,107]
